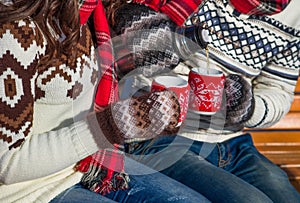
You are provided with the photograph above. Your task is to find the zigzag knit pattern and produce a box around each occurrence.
[0,19,98,150]
[113,4,180,77]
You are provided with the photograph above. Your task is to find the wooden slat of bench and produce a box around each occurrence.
[260,112,300,130]
[290,94,300,111]
[256,145,300,152]
[291,180,300,193]
[261,152,300,165]
[295,76,300,93]
[250,131,300,143]
[282,167,300,188]
[281,165,300,179]
[282,166,300,191]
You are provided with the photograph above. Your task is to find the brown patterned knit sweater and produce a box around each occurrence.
[0,18,101,202]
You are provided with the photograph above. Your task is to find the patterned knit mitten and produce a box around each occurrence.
[88,90,180,145]
[223,74,254,127]
[112,4,180,77]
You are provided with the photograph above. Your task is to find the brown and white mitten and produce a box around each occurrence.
[88,90,180,144]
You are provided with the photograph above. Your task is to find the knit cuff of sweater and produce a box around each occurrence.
[244,96,265,128]
[72,120,100,159]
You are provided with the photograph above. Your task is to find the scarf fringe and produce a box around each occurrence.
[80,163,130,195]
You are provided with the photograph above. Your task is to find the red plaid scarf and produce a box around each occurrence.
[229,0,291,16]
[132,0,202,26]
[76,0,128,195]
[79,0,118,108]
[133,0,291,26]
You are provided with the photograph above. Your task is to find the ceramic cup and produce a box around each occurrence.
[151,75,190,126]
[188,67,225,115]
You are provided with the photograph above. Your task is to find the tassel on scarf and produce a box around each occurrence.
[79,161,130,195]
[76,147,130,195]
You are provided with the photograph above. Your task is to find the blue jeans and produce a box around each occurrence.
[126,134,300,203]
[50,158,210,203]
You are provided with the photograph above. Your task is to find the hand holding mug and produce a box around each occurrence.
[151,75,190,126]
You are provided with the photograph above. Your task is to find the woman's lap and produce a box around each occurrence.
[223,139,300,202]
[126,134,300,203]
[161,151,272,203]
[105,170,210,202]
[49,183,117,203]
[50,157,210,203]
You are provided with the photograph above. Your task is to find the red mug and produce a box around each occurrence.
[151,76,190,126]
[188,67,225,115]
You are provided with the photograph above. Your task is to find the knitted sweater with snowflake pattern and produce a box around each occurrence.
[178,0,300,142]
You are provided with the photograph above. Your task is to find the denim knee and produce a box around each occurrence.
[227,143,300,202]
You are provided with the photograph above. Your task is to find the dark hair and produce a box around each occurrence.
[0,0,80,69]
[103,0,127,26]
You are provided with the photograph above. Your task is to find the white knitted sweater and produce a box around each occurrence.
[0,19,100,202]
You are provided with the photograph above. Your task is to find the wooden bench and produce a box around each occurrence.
[246,76,300,192]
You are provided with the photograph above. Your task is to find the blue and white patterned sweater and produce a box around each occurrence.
[177,0,300,142]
